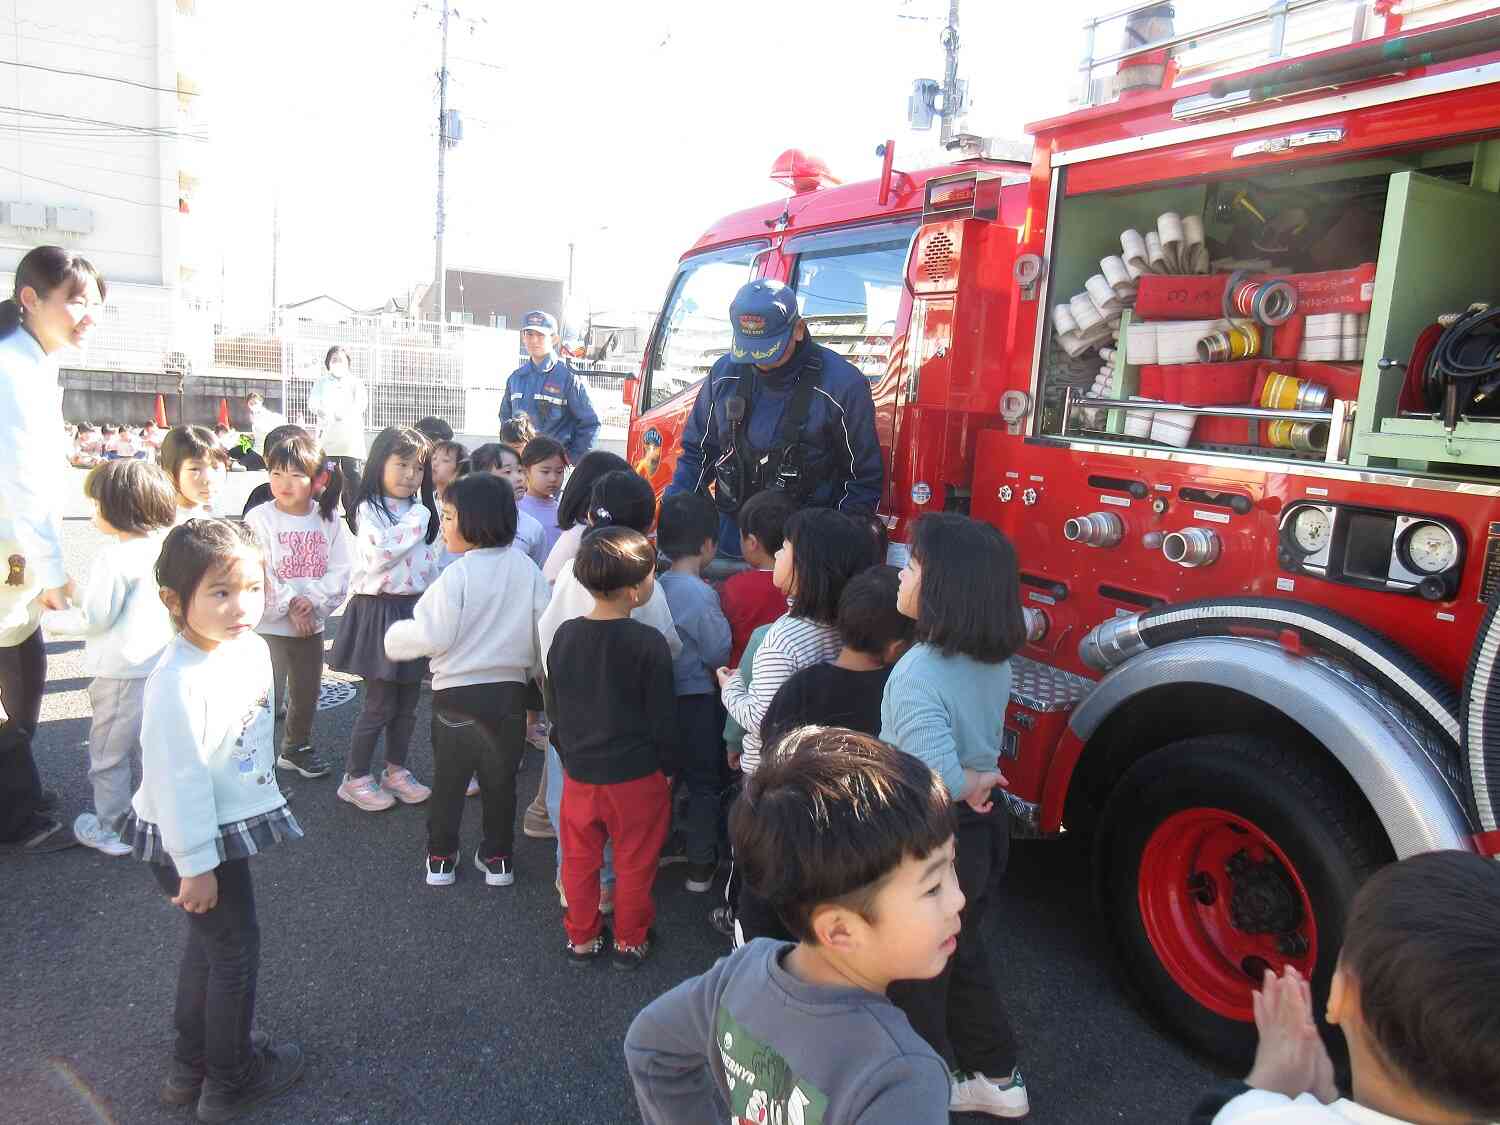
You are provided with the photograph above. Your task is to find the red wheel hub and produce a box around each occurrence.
[1137,807,1318,1021]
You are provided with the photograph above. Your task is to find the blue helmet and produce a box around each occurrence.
[729,279,800,365]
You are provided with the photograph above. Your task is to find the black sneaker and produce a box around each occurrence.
[473,850,513,887]
[685,861,717,893]
[0,814,76,854]
[160,1031,270,1107]
[195,1040,304,1123]
[709,905,736,938]
[275,745,330,779]
[656,833,690,867]
[612,929,656,972]
[425,853,457,887]
[567,927,610,966]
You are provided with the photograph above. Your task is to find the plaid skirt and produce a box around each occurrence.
[125,806,303,868]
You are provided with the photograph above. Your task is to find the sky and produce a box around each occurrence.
[199,0,1258,325]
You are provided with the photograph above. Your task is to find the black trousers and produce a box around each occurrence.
[333,457,362,534]
[0,628,46,841]
[347,679,421,777]
[888,800,1020,1078]
[427,682,526,858]
[152,858,260,1091]
[675,693,726,865]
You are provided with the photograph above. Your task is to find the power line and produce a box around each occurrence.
[0,58,198,98]
[0,105,207,142]
[0,161,176,209]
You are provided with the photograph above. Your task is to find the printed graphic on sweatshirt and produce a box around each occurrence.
[231,687,276,787]
[715,1008,829,1125]
[273,528,330,580]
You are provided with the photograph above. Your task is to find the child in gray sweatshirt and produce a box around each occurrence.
[624,728,960,1125]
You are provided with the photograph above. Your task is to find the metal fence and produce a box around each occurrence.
[13,277,635,442]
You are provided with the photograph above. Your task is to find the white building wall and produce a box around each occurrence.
[0,0,198,289]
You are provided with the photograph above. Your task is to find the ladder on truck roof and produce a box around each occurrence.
[1078,0,1496,108]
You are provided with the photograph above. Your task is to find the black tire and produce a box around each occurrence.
[1093,734,1390,1066]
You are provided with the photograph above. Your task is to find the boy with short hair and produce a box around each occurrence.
[720,490,796,668]
[655,492,732,894]
[625,727,960,1124]
[1193,849,1500,1125]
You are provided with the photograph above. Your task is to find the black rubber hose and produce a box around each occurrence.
[1126,596,1480,826]
[1133,596,1460,749]
[1461,598,1500,834]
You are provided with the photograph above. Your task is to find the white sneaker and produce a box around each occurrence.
[73,812,132,856]
[950,1069,1030,1118]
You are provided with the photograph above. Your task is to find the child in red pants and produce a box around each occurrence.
[544,525,678,970]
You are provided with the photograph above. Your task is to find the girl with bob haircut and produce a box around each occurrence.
[880,512,1028,1119]
[0,247,105,850]
[328,425,442,812]
[244,432,352,782]
[160,425,229,522]
[41,460,177,855]
[128,518,305,1118]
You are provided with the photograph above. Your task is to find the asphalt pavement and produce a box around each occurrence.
[0,470,1221,1125]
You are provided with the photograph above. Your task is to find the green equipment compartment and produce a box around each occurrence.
[1350,170,1500,469]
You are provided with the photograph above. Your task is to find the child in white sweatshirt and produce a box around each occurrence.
[385,474,550,887]
[244,432,352,781]
[42,460,178,855]
[327,426,442,812]
[127,518,304,1120]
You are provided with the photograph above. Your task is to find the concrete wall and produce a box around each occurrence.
[0,0,192,288]
[61,370,284,430]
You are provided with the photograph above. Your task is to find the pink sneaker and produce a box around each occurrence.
[337,773,396,812]
[381,766,431,805]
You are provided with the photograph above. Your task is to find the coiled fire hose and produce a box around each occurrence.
[1419,303,1500,430]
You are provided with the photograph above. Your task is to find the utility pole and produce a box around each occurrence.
[434,0,451,334]
[939,0,961,146]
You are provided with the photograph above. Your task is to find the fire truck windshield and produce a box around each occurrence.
[644,241,766,411]
[790,225,913,380]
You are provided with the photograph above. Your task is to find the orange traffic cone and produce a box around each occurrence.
[153,393,168,428]
[217,398,230,428]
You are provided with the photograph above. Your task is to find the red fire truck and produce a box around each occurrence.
[625,1,1500,1060]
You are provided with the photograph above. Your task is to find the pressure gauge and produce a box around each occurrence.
[1403,521,1459,574]
[1291,506,1331,554]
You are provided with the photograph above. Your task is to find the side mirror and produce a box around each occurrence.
[623,376,639,409]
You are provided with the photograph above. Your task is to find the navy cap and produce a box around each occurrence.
[730,279,800,365]
[521,310,558,335]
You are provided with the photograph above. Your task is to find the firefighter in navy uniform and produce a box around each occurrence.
[667,279,884,558]
[500,310,600,461]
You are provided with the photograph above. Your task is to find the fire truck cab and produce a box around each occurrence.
[627,0,1500,1062]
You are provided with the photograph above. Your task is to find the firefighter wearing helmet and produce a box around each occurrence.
[666,279,884,558]
[500,310,601,462]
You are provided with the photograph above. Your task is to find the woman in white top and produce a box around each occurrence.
[0,245,102,851]
[306,345,367,532]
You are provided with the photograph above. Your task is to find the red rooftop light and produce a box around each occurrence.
[770,149,841,194]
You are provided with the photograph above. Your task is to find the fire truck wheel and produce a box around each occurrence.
[1094,733,1389,1065]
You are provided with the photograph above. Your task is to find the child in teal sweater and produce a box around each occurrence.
[880,513,1029,1119]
